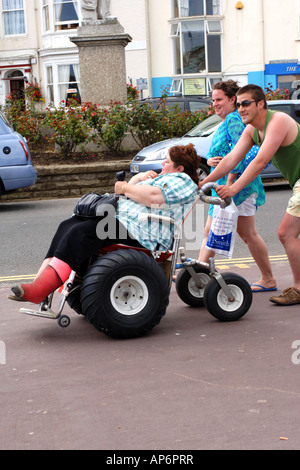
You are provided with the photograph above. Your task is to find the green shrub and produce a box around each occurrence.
[43,99,92,158]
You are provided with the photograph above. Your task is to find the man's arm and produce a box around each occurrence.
[199,126,254,187]
[215,113,290,199]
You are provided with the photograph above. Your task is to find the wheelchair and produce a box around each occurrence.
[19,183,253,339]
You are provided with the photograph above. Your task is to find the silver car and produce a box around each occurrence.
[130,100,300,181]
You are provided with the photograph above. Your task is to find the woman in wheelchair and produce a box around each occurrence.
[9,144,200,304]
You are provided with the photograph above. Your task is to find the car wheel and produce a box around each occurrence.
[198,162,210,181]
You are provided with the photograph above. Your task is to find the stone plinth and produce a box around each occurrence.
[70,19,132,105]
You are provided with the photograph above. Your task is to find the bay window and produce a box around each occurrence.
[46,66,54,104]
[54,0,79,31]
[58,64,81,105]
[43,0,50,32]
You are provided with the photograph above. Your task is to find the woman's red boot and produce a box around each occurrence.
[8,266,63,304]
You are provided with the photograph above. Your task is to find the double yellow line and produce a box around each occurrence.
[0,255,288,283]
[215,254,288,269]
[0,274,36,283]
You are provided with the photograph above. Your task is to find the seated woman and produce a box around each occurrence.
[9,144,200,304]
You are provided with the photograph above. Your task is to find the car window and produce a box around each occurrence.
[166,101,184,111]
[185,114,222,137]
[268,104,292,115]
[0,113,11,135]
[189,101,211,112]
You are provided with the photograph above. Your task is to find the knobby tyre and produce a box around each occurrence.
[80,249,170,338]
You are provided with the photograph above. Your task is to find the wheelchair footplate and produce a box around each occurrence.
[19,272,77,328]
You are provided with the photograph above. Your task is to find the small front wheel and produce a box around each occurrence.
[57,315,71,328]
[204,273,252,321]
[175,266,211,307]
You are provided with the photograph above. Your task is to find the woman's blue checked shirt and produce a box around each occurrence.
[117,172,197,251]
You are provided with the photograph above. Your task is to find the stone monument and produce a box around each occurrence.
[70,1,132,105]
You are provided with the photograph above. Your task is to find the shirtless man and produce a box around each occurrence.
[200,84,300,306]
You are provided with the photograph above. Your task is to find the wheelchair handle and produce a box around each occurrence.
[116,171,126,181]
[199,182,232,208]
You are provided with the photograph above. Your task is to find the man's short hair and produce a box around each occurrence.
[237,84,268,109]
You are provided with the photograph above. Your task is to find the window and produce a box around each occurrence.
[46,66,54,104]
[172,0,221,18]
[278,74,299,94]
[171,20,222,75]
[2,0,25,35]
[58,64,81,104]
[43,0,50,32]
[54,0,79,31]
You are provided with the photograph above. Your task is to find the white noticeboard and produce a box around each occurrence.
[136,78,148,90]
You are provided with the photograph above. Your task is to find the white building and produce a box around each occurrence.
[1,0,300,108]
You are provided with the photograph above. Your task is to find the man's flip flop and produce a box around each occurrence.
[250,284,278,292]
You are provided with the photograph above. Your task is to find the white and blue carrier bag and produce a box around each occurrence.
[206,202,238,258]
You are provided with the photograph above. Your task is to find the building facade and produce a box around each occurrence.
[0,0,300,109]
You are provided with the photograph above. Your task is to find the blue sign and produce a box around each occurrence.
[265,63,300,75]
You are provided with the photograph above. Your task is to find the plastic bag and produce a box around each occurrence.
[206,202,238,258]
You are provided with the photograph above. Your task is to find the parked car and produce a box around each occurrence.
[140,95,212,113]
[0,111,37,197]
[130,100,300,181]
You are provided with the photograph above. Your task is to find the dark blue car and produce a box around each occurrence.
[0,111,37,196]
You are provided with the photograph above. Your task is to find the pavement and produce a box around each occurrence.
[0,259,299,452]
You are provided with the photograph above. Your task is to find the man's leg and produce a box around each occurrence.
[237,215,276,290]
[277,212,300,290]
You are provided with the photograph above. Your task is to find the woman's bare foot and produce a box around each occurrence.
[250,279,277,292]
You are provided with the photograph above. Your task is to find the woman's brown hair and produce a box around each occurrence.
[213,79,240,107]
[169,144,201,184]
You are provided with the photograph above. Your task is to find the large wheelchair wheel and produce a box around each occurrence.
[204,272,252,322]
[175,266,211,308]
[80,249,170,338]
[66,286,83,316]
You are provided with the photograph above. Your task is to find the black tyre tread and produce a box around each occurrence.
[175,266,211,308]
[204,272,252,322]
[80,249,169,338]
[66,286,83,315]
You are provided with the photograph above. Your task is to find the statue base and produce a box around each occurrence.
[70,20,132,105]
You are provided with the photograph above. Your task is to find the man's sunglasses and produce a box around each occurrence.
[236,100,257,109]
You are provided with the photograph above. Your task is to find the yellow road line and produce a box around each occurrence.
[0,255,289,282]
[215,254,288,266]
[0,274,36,282]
